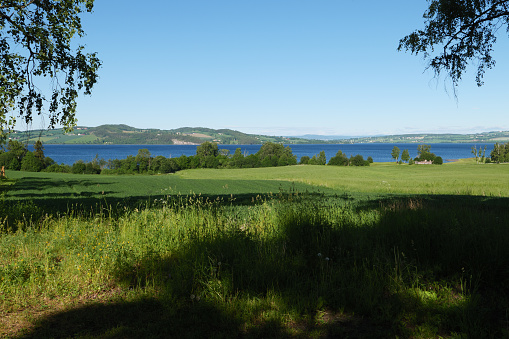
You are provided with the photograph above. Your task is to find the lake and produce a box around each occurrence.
[32,143,494,166]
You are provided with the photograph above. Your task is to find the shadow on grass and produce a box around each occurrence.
[15,195,509,338]
[17,299,245,339]
[1,174,341,232]
[5,176,116,191]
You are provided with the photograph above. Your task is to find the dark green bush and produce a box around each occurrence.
[328,150,349,166]
[72,161,87,174]
[349,154,369,166]
[43,164,71,173]
[20,151,43,172]
[299,156,310,164]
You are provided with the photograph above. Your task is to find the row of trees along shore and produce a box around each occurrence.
[0,141,372,175]
[3,140,508,175]
[391,145,444,165]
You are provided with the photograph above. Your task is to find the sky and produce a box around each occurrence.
[17,1,509,136]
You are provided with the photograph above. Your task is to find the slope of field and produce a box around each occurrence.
[3,170,332,202]
[178,161,509,197]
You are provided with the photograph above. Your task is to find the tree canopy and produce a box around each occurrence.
[398,0,509,88]
[0,0,100,138]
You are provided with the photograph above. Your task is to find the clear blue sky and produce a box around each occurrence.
[20,1,509,136]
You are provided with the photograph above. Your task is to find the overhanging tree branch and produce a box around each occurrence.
[0,0,100,137]
[399,0,509,89]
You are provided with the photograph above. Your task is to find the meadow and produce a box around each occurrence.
[1,161,509,338]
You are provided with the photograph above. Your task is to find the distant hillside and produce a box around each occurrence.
[337,131,509,144]
[292,134,359,141]
[8,125,509,145]
[9,125,323,145]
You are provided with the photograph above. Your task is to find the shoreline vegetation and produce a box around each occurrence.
[1,140,376,176]
[4,138,509,177]
[8,124,509,145]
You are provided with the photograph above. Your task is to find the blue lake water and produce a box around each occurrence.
[32,143,494,166]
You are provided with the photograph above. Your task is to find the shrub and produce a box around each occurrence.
[299,156,310,164]
[350,154,369,166]
[0,152,15,169]
[434,156,443,165]
[85,162,101,174]
[328,150,349,166]
[72,161,87,174]
[20,151,43,172]
[43,164,71,173]
[8,157,20,170]
[43,156,56,168]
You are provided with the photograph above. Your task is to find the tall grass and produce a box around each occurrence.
[2,192,508,337]
[181,163,509,197]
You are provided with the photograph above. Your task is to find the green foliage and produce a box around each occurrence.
[398,0,509,87]
[417,144,431,157]
[0,1,101,134]
[328,150,349,166]
[308,151,326,165]
[6,140,27,161]
[490,142,509,163]
[8,157,20,170]
[0,151,14,169]
[196,141,219,158]
[43,163,71,173]
[33,140,44,162]
[20,151,43,172]
[317,151,326,165]
[415,144,440,163]
[135,149,151,172]
[401,149,410,163]
[434,156,443,165]
[349,154,369,166]
[299,156,310,164]
[391,146,400,162]
[72,161,87,174]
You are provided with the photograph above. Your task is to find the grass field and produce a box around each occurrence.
[179,160,509,196]
[1,163,509,338]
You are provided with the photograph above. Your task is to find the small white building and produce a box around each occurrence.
[415,160,433,165]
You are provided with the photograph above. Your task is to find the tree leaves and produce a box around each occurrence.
[0,0,101,136]
[399,0,508,88]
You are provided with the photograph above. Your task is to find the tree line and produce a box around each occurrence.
[390,145,443,165]
[490,142,509,163]
[0,141,377,175]
[299,150,372,166]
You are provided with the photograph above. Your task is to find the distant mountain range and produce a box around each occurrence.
[8,125,509,145]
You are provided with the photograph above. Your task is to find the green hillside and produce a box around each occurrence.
[8,124,509,145]
[338,131,509,143]
[10,125,321,145]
